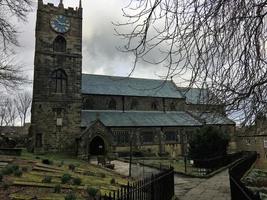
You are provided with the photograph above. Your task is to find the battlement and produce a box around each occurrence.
[38,0,82,18]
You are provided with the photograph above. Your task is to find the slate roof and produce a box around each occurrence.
[178,87,222,105]
[189,112,235,125]
[81,110,202,127]
[81,74,184,98]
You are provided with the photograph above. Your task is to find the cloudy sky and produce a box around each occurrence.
[6,0,172,125]
[15,0,168,87]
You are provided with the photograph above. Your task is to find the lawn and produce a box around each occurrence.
[122,157,220,176]
[123,157,189,174]
[0,150,132,200]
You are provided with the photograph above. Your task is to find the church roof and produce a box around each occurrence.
[81,110,202,127]
[189,112,235,125]
[179,88,221,105]
[81,74,184,98]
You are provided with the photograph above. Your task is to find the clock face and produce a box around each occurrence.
[50,15,70,33]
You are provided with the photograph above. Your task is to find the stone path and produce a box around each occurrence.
[109,160,231,200]
[177,170,231,200]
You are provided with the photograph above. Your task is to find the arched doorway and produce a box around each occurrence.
[89,136,105,155]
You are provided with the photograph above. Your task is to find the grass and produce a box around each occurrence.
[0,149,131,199]
[122,157,188,173]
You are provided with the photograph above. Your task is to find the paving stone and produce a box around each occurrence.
[178,170,231,200]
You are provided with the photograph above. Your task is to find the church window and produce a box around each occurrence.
[170,101,176,111]
[141,132,154,143]
[53,35,67,52]
[36,133,43,148]
[151,102,158,110]
[165,131,177,142]
[53,108,63,117]
[130,99,139,110]
[83,98,94,110]
[108,98,117,110]
[51,69,67,93]
[112,130,129,145]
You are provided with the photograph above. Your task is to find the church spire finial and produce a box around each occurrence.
[59,0,64,8]
[38,0,43,8]
[79,0,82,8]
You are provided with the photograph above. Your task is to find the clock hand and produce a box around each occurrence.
[58,20,67,26]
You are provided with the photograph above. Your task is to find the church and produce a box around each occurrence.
[30,0,235,158]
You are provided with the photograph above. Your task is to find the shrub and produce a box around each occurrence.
[42,176,52,183]
[0,173,3,182]
[1,165,16,175]
[54,184,61,193]
[2,183,9,190]
[86,187,99,198]
[110,178,116,184]
[100,173,106,178]
[65,192,76,200]
[68,164,75,172]
[1,167,13,175]
[10,165,19,171]
[42,159,53,165]
[58,160,64,167]
[14,169,23,177]
[188,126,230,160]
[21,166,28,172]
[72,177,81,185]
[61,174,71,184]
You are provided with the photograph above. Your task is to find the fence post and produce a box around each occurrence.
[101,165,175,200]
[151,174,154,200]
[127,182,130,200]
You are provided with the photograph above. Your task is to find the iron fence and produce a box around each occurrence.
[229,151,261,200]
[101,167,174,200]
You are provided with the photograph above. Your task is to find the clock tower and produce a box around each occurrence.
[31,0,82,153]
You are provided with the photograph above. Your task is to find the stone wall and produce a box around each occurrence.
[110,127,198,157]
[236,135,267,167]
[82,94,187,111]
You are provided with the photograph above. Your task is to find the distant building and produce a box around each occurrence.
[30,0,235,158]
[236,114,267,167]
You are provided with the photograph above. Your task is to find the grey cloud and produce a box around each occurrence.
[14,0,168,82]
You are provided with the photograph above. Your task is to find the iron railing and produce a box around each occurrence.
[101,167,174,200]
[229,151,261,200]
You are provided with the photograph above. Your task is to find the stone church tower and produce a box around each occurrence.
[31,0,82,153]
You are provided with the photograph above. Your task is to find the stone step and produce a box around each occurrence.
[0,162,8,167]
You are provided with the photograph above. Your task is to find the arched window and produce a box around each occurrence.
[83,98,94,110]
[151,102,158,110]
[130,99,139,110]
[53,35,66,52]
[108,98,117,110]
[51,69,67,93]
[170,101,176,111]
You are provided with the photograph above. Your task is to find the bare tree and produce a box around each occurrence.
[15,92,31,126]
[0,0,32,90]
[116,0,267,124]
[0,0,32,50]
[0,97,8,126]
[0,53,28,90]
[5,98,18,126]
